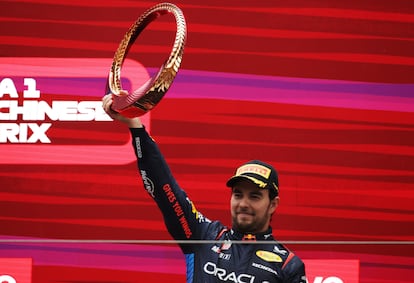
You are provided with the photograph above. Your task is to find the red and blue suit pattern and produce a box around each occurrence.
[131,127,307,283]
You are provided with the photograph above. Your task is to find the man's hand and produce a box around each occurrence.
[102,93,143,128]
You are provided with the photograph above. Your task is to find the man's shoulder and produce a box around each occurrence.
[258,242,305,271]
[201,220,227,240]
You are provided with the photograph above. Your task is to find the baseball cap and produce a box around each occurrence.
[226,160,279,198]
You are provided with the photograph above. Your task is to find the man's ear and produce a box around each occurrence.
[270,196,279,214]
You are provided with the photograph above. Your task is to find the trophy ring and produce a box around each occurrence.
[106,2,187,117]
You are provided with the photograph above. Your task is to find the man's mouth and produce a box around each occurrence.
[237,211,253,217]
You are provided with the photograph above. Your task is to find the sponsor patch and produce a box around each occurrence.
[256,250,282,262]
[236,164,271,179]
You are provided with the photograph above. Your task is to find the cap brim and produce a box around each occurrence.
[226,175,264,189]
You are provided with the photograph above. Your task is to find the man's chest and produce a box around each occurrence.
[195,243,284,283]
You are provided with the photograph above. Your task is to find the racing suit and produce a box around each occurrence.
[131,127,307,283]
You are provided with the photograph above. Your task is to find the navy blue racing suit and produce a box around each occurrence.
[131,127,307,283]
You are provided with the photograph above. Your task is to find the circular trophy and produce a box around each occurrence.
[107,2,187,117]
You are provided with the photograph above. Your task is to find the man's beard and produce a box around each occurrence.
[232,212,267,233]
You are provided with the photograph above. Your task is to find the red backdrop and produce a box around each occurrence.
[0,1,413,283]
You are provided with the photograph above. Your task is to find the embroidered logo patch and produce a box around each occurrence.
[256,250,282,262]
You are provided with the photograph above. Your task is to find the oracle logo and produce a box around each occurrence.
[0,275,17,283]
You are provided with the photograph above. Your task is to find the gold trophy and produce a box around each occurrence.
[106,3,187,117]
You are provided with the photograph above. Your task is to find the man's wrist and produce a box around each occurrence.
[126,117,143,128]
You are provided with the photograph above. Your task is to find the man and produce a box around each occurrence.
[102,94,307,283]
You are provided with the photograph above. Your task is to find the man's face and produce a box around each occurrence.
[230,179,278,234]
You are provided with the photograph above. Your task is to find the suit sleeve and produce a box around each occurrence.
[129,127,211,244]
[283,255,307,283]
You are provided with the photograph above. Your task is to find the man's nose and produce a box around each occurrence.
[239,196,250,207]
